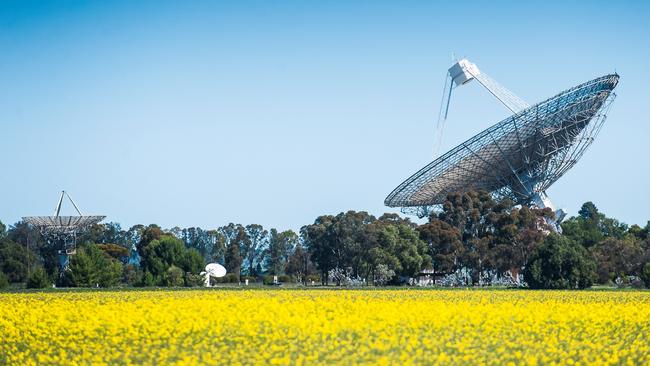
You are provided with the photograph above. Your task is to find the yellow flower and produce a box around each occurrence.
[0,290,648,365]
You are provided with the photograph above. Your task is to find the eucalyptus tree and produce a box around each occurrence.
[266,229,298,275]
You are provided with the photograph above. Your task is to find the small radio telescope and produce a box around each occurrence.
[23,191,105,270]
[385,58,618,230]
[201,263,227,287]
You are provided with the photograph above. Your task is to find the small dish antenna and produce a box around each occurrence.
[201,263,226,287]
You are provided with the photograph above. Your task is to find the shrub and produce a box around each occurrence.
[122,264,141,286]
[100,260,124,287]
[184,273,203,287]
[0,272,8,289]
[165,266,184,287]
[26,267,51,289]
[141,272,156,287]
[306,274,321,284]
[641,262,650,288]
[2,258,27,283]
[263,275,291,285]
[217,273,239,283]
[629,277,645,289]
[228,273,239,283]
[278,274,293,283]
[373,264,396,286]
[262,275,273,285]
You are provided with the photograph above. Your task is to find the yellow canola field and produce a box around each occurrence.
[1,289,649,365]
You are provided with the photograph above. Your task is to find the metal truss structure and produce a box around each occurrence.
[385,60,619,222]
[434,59,531,158]
[23,191,105,270]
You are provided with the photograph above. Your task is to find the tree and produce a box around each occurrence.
[628,222,649,242]
[373,222,430,281]
[67,248,99,286]
[302,211,377,284]
[124,224,146,266]
[208,229,226,264]
[578,201,599,221]
[301,215,335,284]
[591,237,644,284]
[436,191,503,284]
[181,227,212,260]
[101,260,124,287]
[26,267,51,289]
[524,234,596,289]
[139,236,202,284]
[165,265,184,287]
[136,224,168,275]
[101,222,127,246]
[418,190,554,285]
[97,243,130,262]
[7,221,42,247]
[224,228,244,281]
[266,229,298,275]
[7,221,50,276]
[242,224,268,276]
[285,243,314,284]
[0,239,37,283]
[354,220,398,283]
[562,202,627,248]
[125,224,146,248]
[641,262,650,288]
[80,222,127,247]
[218,223,244,247]
[301,211,431,285]
[490,206,550,281]
[142,272,155,287]
[418,219,462,274]
[182,248,205,275]
[138,224,166,250]
[122,264,140,286]
[67,244,123,287]
[333,211,376,279]
[391,224,431,278]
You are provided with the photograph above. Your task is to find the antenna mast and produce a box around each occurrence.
[433,58,529,156]
[54,191,65,217]
[54,190,84,216]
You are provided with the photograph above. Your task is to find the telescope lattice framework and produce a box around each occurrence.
[385,59,619,220]
[23,191,105,260]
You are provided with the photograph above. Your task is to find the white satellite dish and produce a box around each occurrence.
[201,263,226,287]
[206,263,226,277]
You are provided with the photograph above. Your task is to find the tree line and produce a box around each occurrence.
[1,190,649,289]
[418,191,650,288]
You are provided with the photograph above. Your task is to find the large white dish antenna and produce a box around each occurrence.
[205,263,226,278]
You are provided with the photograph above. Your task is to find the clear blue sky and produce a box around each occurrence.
[1,0,648,231]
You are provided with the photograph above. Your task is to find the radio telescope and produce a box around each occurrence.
[385,59,618,229]
[201,263,227,287]
[23,191,105,271]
